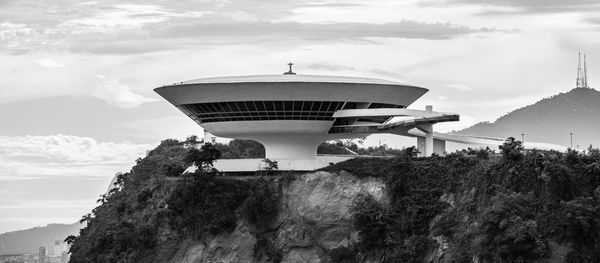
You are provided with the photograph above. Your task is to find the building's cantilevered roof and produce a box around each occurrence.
[156,74,429,108]
[178,74,416,87]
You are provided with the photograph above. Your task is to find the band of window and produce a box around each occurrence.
[178,101,403,123]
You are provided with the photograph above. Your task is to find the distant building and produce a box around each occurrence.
[38,247,46,263]
[53,240,60,256]
[61,251,69,263]
[0,254,26,263]
[45,255,65,263]
[0,252,39,263]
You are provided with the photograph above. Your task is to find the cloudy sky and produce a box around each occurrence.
[1,0,600,233]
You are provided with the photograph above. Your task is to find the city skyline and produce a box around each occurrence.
[2,0,600,233]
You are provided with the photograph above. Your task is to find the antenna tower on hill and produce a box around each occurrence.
[577,52,590,89]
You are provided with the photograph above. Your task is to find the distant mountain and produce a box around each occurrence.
[0,223,82,255]
[456,88,600,148]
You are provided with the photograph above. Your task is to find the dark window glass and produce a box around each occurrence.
[344,102,356,109]
[293,101,302,111]
[224,102,235,112]
[252,101,262,111]
[315,101,324,112]
[179,100,392,123]
[284,101,293,111]
[274,101,284,111]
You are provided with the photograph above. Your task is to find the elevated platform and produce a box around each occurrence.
[204,155,356,173]
[414,132,568,152]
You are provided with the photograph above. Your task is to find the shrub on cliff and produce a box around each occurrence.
[468,191,549,261]
[166,176,250,238]
[556,188,600,262]
[351,194,389,249]
[241,178,280,230]
[343,156,463,262]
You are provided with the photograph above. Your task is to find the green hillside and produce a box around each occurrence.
[456,88,600,148]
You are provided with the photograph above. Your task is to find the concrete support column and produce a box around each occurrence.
[434,139,446,155]
[425,124,434,156]
[416,124,433,157]
[251,134,324,159]
[417,137,425,157]
[416,105,435,157]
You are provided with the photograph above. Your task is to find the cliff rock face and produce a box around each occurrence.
[168,171,386,263]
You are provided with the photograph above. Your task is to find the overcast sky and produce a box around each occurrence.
[1,0,600,234]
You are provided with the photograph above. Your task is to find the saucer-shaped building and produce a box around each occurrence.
[155,72,460,163]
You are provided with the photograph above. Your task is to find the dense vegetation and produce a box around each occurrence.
[317,139,407,156]
[66,139,280,263]
[66,136,406,263]
[67,135,600,263]
[323,138,600,262]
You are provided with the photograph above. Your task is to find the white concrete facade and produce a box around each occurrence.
[155,73,462,170]
[211,155,357,172]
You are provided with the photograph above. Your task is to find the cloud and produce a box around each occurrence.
[368,69,407,81]
[584,16,600,26]
[445,0,600,14]
[306,63,356,71]
[0,2,206,53]
[435,114,478,133]
[0,22,38,49]
[304,2,366,8]
[35,59,66,68]
[113,116,206,142]
[61,21,495,55]
[155,21,492,41]
[0,134,154,180]
[0,0,499,55]
[61,4,206,31]
[92,75,158,108]
[446,83,472,91]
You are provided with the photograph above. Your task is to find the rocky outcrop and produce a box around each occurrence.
[169,224,256,263]
[168,171,386,263]
[275,171,386,262]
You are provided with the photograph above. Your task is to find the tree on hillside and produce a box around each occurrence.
[184,143,221,175]
[184,135,201,146]
[500,137,524,161]
[225,139,265,158]
[336,137,365,152]
[259,158,279,176]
